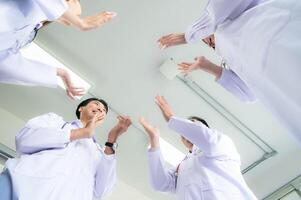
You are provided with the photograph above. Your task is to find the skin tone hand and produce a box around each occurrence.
[139,117,160,149]
[70,113,104,141]
[56,68,85,99]
[155,95,175,122]
[57,11,117,31]
[157,33,187,49]
[178,56,223,80]
[104,116,132,155]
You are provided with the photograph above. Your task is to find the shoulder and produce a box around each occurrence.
[25,112,65,128]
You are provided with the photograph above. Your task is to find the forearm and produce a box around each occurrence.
[16,127,70,154]
[148,149,176,192]
[69,127,91,141]
[104,127,120,155]
[216,68,257,102]
[60,11,85,30]
[94,155,117,198]
[0,53,58,88]
[200,62,222,80]
[149,136,160,149]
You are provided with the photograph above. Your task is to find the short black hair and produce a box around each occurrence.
[188,116,209,128]
[76,98,108,119]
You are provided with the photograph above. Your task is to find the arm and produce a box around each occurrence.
[216,68,257,103]
[168,117,238,158]
[93,152,117,198]
[34,0,68,21]
[148,149,177,193]
[16,112,98,155]
[94,116,132,198]
[178,57,256,103]
[139,118,176,192]
[185,0,254,43]
[16,113,70,155]
[0,52,58,88]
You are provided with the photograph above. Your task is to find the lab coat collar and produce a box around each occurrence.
[71,120,84,128]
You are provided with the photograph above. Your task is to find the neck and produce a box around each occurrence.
[80,118,88,127]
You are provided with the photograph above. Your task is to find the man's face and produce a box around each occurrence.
[79,100,107,126]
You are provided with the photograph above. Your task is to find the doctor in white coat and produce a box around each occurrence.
[0,97,132,200]
[139,95,257,200]
[157,0,301,146]
[0,0,117,99]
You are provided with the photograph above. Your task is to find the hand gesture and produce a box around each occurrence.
[139,117,160,139]
[108,116,132,143]
[177,56,209,74]
[80,11,117,31]
[157,33,186,49]
[155,95,175,122]
[57,68,85,100]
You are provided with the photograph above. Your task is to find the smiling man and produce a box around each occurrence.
[0,98,132,200]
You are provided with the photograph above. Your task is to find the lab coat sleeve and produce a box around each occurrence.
[34,0,68,21]
[93,152,117,199]
[185,0,254,42]
[147,149,176,193]
[16,113,71,155]
[0,52,59,88]
[168,117,239,159]
[216,68,257,103]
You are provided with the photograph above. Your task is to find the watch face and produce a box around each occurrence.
[113,143,118,149]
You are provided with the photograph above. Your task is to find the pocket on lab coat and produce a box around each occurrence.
[14,150,67,178]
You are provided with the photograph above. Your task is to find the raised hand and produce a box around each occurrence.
[107,116,132,143]
[57,68,85,100]
[80,11,117,31]
[155,95,175,122]
[157,33,186,49]
[178,56,211,74]
[139,117,160,149]
[139,117,160,139]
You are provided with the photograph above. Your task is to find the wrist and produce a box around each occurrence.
[56,68,66,77]
[107,134,118,143]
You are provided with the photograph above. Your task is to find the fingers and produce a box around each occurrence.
[117,115,132,127]
[66,90,75,100]
[139,117,153,132]
[67,87,86,97]
[98,11,117,23]
[157,34,174,49]
[155,95,168,107]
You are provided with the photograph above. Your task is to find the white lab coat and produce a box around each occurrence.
[5,113,116,200]
[0,0,67,87]
[148,117,257,200]
[186,0,301,146]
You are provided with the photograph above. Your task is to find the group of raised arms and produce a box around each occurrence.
[0,0,300,200]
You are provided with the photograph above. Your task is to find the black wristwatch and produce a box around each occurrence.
[105,142,118,153]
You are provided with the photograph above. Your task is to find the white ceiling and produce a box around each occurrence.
[0,0,301,199]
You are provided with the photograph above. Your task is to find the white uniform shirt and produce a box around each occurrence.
[186,0,301,146]
[148,117,257,200]
[5,113,116,200]
[0,0,67,87]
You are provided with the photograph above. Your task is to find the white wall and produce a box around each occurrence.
[0,107,25,150]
